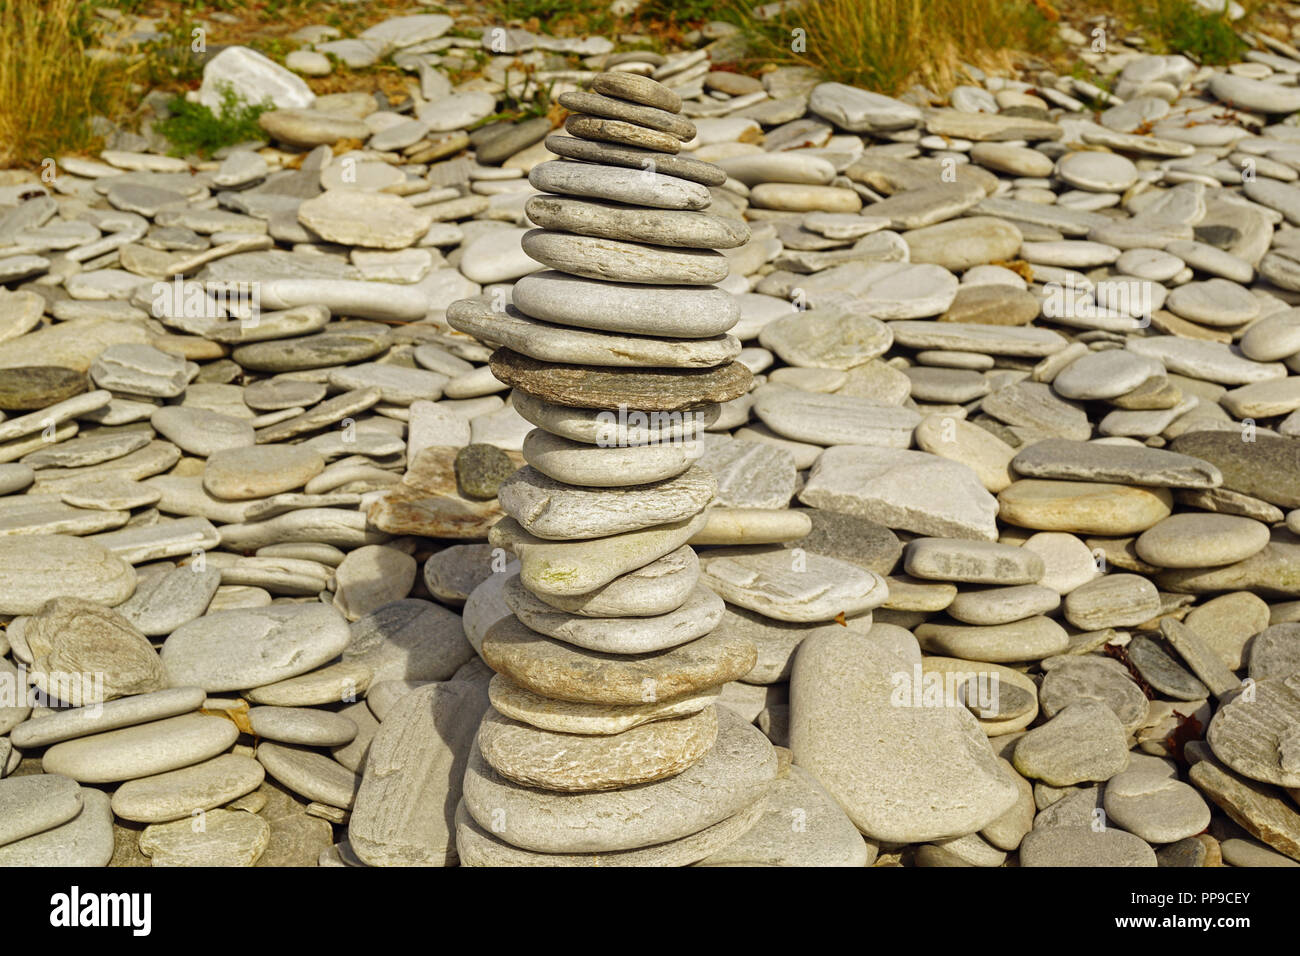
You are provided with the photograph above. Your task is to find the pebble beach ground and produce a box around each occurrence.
[1,3,1300,869]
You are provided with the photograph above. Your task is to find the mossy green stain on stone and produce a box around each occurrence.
[455,444,516,500]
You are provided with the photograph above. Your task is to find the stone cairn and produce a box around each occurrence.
[446,72,788,864]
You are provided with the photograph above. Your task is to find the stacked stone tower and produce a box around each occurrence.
[448,72,779,865]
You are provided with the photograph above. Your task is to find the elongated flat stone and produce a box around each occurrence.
[42,713,240,784]
[524,195,747,249]
[0,390,112,443]
[1162,618,1241,699]
[462,705,775,853]
[511,271,739,337]
[257,742,360,809]
[1012,439,1222,488]
[490,349,751,411]
[522,428,694,486]
[1158,533,1300,598]
[11,686,206,749]
[232,333,388,374]
[946,584,1060,626]
[1128,337,1285,386]
[558,90,695,138]
[161,604,351,692]
[244,660,374,707]
[522,230,730,285]
[699,550,887,623]
[1127,634,1209,700]
[110,754,265,823]
[247,706,358,747]
[926,108,1062,142]
[448,299,739,369]
[526,544,701,618]
[512,390,717,446]
[21,430,150,469]
[505,575,722,653]
[1136,513,1270,569]
[1170,432,1300,510]
[544,134,725,186]
[799,446,999,541]
[1019,825,1157,866]
[0,366,89,411]
[916,616,1069,663]
[0,774,83,847]
[999,480,1173,535]
[905,538,1044,585]
[454,794,765,867]
[487,673,718,735]
[566,116,679,156]
[33,442,181,493]
[349,679,490,866]
[0,535,136,615]
[0,494,128,537]
[491,512,708,597]
[482,613,756,705]
[1188,748,1300,862]
[753,387,919,447]
[253,387,383,444]
[478,704,717,791]
[87,516,221,565]
[498,465,715,539]
[529,160,709,210]
[888,321,1068,357]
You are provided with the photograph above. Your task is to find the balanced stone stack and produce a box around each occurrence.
[447,72,784,865]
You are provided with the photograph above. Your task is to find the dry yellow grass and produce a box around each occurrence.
[0,0,136,167]
[727,0,1059,95]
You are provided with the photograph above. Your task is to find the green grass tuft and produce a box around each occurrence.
[723,0,1061,96]
[0,0,136,166]
[154,82,272,158]
[1127,0,1248,64]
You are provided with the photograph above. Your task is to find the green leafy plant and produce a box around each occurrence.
[249,35,293,63]
[1126,0,1248,64]
[154,82,272,158]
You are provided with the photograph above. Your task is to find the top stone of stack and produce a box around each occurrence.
[591,72,683,114]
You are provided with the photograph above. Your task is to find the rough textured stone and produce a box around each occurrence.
[789,623,1018,842]
[461,705,776,853]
